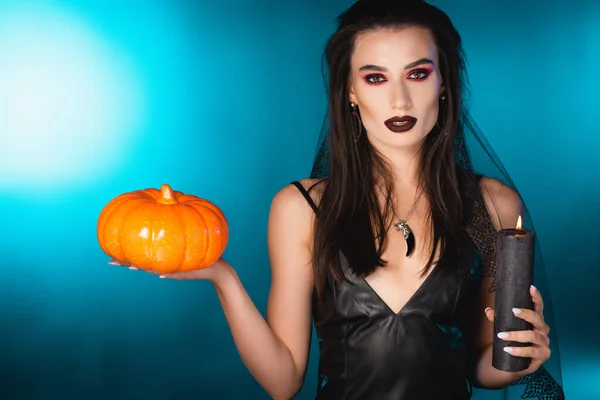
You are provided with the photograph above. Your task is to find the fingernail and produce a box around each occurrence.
[159,275,166,279]
[128,267,138,271]
[531,285,538,291]
[497,332,509,339]
[484,307,492,313]
[503,346,514,353]
[108,260,119,265]
[512,308,522,314]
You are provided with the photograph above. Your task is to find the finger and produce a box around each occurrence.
[159,272,186,280]
[512,308,546,330]
[108,259,138,269]
[143,269,163,276]
[108,260,139,271]
[484,307,495,322]
[497,330,550,346]
[503,345,551,361]
[530,285,544,316]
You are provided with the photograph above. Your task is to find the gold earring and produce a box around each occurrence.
[441,95,446,101]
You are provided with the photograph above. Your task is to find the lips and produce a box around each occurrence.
[384,116,417,133]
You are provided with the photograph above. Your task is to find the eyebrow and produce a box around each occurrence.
[358,58,435,72]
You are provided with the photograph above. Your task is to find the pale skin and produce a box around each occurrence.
[111,26,550,398]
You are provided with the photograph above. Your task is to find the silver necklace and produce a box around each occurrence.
[388,187,425,257]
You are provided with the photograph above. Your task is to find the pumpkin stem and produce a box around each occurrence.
[159,184,179,204]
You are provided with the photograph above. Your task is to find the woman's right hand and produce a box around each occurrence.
[108,257,232,284]
[106,182,317,400]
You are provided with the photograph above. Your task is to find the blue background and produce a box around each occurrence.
[0,0,598,399]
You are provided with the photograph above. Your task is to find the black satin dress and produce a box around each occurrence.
[291,181,482,400]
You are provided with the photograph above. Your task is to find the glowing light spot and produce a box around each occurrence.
[0,5,145,192]
[138,227,149,239]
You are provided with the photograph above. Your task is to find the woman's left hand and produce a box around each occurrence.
[485,285,551,374]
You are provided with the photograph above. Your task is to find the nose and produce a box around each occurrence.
[390,81,412,110]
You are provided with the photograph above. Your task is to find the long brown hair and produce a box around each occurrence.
[312,0,476,298]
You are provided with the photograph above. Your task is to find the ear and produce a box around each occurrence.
[348,78,358,105]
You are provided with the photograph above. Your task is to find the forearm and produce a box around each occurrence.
[473,344,528,389]
[212,266,303,399]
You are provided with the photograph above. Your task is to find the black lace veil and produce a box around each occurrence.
[309,108,565,399]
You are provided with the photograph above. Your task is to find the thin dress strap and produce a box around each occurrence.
[290,181,318,214]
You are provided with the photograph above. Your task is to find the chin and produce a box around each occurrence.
[371,134,426,152]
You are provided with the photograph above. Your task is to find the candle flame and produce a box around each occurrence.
[516,215,522,230]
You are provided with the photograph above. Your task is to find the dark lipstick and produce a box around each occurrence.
[384,116,417,133]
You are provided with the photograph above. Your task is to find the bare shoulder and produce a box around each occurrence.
[268,178,326,248]
[270,178,326,214]
[478,176,524,230]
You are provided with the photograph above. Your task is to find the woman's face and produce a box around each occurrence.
[348,26,444,151]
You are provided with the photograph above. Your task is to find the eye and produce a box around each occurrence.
[407,69,431,80]
[364,74,387,84]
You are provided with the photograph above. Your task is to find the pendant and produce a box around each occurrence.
[394,219,416,257]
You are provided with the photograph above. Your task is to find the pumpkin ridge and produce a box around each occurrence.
[170,203,189,272]
[115,196,152,263]
[192,200,221,267]
[143,197,172,270]
[184,203,210,269]
[188,198,226,221]
[177,194,202,205]
[206,204,224,261]
[147,204,155,267]
[98,193,138,233]
[99,194,140,259]
[98,196,123,250]
[197,205,216,267]
[190,199,228,252]
[197,199,228,250]
[140,189,160,202]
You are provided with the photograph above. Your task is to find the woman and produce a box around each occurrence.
[114,0,563,398]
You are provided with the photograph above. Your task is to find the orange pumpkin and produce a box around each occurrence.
[97,184,228,273]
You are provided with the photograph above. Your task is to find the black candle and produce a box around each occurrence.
[492,216,535,372]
